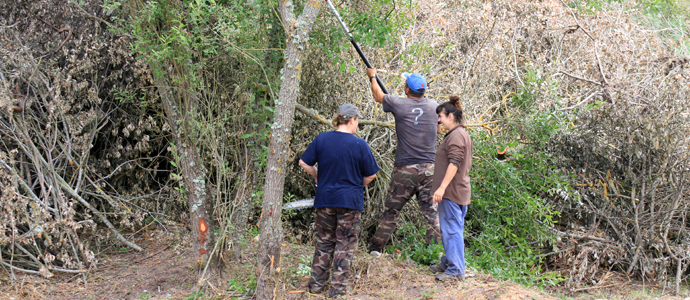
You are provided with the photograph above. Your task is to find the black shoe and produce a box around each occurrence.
[429,264,444,273]
[327,288,349,298]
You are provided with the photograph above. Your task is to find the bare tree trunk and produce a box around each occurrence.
[255,1,322,298]
[154,76,214,266]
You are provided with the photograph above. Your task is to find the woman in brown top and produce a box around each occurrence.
[430,95,473,281]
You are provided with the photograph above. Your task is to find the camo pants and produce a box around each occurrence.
[369,162,440,252]
[308,207,361,297]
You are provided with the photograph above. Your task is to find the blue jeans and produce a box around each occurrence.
[437,199,467,278]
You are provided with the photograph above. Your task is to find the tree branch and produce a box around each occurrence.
[557,71,603,86]
[295,103,395,129]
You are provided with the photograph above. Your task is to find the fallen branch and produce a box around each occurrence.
[572,282,627,292]
[557,71,603,87]
[547,226,617,244]
[295,103,394,129]
[53,169,142,252]
[0,158,57,213]
[0,260,41,276]
[296,103,496,132]
[22,151,142,252]
[559,91,602,111]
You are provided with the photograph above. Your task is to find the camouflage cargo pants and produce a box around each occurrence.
[369,162,440,252]
[308,207,361,297]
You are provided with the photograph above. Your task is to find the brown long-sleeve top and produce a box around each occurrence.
[432,125,473,205]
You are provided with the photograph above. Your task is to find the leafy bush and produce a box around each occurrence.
[384,223,444,266]
[468,124,566,286]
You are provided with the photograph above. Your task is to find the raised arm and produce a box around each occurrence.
[366,68,385,104]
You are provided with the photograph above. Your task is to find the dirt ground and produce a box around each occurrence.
[1,229,688,300]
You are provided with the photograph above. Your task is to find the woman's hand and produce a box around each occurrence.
[433,187,445,203]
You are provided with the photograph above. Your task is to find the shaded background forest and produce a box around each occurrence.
[1,0,689,294]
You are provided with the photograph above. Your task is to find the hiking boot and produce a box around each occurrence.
[429,264,444,273]
[307,286,324,294]
[435,272,464,282]
[327,286,351,298]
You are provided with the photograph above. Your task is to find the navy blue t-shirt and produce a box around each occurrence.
[300,131,380,211]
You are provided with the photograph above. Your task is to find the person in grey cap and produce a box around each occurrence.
[365,68,442,255]
[299,103,379,297]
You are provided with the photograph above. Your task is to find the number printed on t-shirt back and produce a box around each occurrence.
[412,108,423,125]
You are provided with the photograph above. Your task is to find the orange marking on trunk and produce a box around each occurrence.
[199,218,208,234]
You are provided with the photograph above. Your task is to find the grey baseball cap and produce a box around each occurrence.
[338,103,363,118]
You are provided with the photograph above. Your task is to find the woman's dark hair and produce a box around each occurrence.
[331,112,356,127]
[435,95,464,125]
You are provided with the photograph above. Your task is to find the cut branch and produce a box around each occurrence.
[558,71,603,86]
[295,103,395,129]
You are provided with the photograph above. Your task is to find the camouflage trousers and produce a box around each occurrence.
[308,207,361,297]
[369,162,440,252]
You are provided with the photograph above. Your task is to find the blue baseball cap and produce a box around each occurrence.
[402,72,427,93]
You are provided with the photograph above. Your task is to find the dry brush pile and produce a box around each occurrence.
[287,0,690,290]
[0,0,174,278]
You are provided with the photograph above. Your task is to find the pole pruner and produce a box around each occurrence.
[324,0,389,94]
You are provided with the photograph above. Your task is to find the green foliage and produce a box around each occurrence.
[295,254,311,276]
[313,0,412,70]
[566,0,689,55]
[462,67,570,286]
[512,69,544,112]
[468,134,566,286]
[281,193,298,220]
[115,0,282,228]
[638,0,690,55]
[238,92,274,187]
[384,223,444,266]
[228,277,256,298]
[183,291,205,300]
[138,293,152,300]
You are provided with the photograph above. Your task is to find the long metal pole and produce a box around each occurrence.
[325,0,389,94]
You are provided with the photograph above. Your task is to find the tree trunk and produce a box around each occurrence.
[255,1,322,299]
[154,76,214,266]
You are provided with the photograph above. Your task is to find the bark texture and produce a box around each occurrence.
[154,76,213,265]
[255,0,322,298]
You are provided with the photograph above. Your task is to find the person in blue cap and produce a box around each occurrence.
[365,68,442,255]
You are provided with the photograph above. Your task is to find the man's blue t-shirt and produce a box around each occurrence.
[300,131,380,211]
